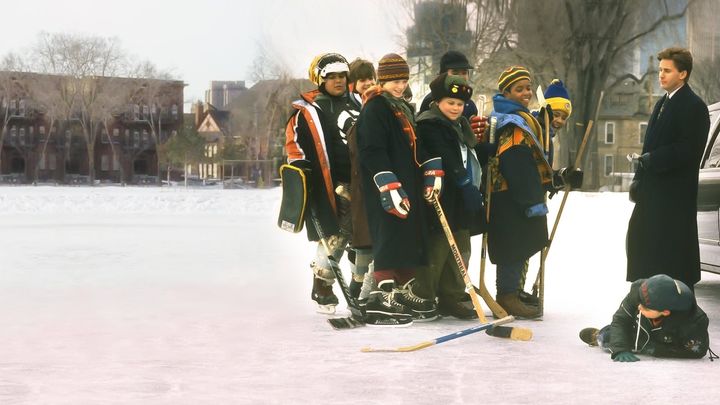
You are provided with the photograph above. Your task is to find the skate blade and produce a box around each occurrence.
[316,304,337,315]
[328,316,365,329]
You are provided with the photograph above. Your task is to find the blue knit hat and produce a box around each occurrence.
[544,79,572,117]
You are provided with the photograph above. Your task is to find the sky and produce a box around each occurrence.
[0,0,410,106]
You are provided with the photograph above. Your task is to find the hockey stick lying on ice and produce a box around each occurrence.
[361,316,514,352]
[430,193,532,341]
[309,206,365,329]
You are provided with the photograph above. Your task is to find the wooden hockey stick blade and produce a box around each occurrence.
[360,316,514,353]
[486,325,533,341]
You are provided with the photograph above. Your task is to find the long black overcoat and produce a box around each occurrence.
[627,84,710,286]
[356,95,430,270]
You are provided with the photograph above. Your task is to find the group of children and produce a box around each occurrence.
[282,50,712,360]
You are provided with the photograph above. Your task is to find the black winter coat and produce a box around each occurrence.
[487,125,548,264]
[416,109,486,236]
[357,94,431,269]
[627,84,710,286]
[285,93,344,242]
[609,279,709,359]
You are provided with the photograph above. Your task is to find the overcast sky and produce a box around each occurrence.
[1,0,409,105]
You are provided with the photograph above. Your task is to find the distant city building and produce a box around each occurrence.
[0,71,183,184]
[204,81,247,110]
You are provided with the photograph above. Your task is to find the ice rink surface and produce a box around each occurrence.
[1,186,718,404]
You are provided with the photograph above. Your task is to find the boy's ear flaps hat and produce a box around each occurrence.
[544,79,572,117]
[430,72,473,102]
[498,65,530,93]
[639,274,693,311]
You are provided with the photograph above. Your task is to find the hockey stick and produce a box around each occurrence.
[430,194,488,323]
[361,316,515,352]
[430,194,532,341]
[309,207,365,329]
[532,119,594,316]
[476,117,510,319]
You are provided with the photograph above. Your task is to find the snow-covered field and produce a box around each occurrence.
[0,186,718,404]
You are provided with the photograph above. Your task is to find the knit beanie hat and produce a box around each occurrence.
[308,53,349,87]
[377,53,409,83]
[430,72,473,102]
[638,274,694,311]
[439,50,473,73]
[498,65,531,93]
[348,58,376,84]
[544,79,572,117]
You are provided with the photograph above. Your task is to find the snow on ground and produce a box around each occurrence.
[0,186,718,404]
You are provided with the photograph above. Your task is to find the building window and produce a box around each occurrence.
[113,155,120,171]
[639,122,648,144]
[10,126,16,140]
[133,131,140,148]
[171,104,178,118]
[142,105,149,119]
[142,129,149,145]
[133,104,140,120]
[151,104,157,115]
[18,99,25,116]
[113,128,120,137]
[125,129,130,146]
[39,153,46,170]
[605,122,615,144]
[101,127,109,144]
[604,154,614,177]
[19,127,25,145]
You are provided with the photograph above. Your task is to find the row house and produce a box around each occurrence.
[0,72,184,184]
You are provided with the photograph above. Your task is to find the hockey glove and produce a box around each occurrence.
[421,157,444,202]
[470,115,488,142]
[559,166,583,189]
[373,171,410,219]
[525,202,549,218]
[537,104,554,133]
[613,351,640,362]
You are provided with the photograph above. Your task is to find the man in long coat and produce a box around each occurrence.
[627,47,710,288]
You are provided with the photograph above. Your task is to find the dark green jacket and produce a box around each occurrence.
[609,279,709,359]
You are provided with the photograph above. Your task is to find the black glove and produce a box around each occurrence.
[637,153,651,169]
[629,180,640,203]
[559,166,583,189]
[460,183,484,213]
[537,104,554,133]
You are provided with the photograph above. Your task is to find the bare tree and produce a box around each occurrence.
[0,54,31,174]
[32,32,129,184]
[128,62,178,185]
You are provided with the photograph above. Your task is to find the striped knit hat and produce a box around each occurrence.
[377,53,409,82]
[498,65,531,93]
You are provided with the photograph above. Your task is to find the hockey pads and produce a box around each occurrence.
[373,171,410,219]
[277,163,309,233]
[421,157,444,202]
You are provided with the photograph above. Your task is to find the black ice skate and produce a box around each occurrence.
[312,276,338,315]
[394,278,438,322]
[579,327,600,346]
[364,280,413,327]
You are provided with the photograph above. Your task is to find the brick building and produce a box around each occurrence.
[0,71,184,184]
